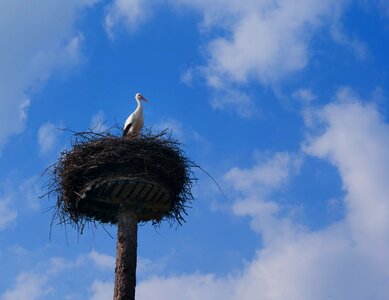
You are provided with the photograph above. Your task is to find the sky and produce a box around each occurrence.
[1,0,389,299]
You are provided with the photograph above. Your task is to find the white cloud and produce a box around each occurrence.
[104,0,365,117]
[0,197,17,231]
[154,118,212,153]
[331,25,368,60]
[38,122,59,155]
[64,33,86,66]
[104,0,356,87]
[136,89,389,299]
[90,111,108,132]
[7,245,29,257]
[154,119,184,139]
[210,89,257,117]
[0,0,97,152]
[47,250,115,274]
[174,0,346,86]
[89,280,113,300]
[2,251,114,299]
[304,88,389,261]
[0,175,43,217]
[137,274,234,300]
[225,151,302,242]
[104,0,153,39]
[292,88,317,104]
[46,256,85,275]
[18,176,42,211]
[0,273,50,300]
[88,250,115,270]
[224,152,301,194]
[180,68,195,86]
[173,0,372,117]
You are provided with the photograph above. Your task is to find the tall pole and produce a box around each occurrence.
[114,210,138,300]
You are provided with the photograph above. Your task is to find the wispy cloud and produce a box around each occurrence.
[38,122,60,155]
[88,250,115,270]
[304,88,389,260]
[104,0,153,39]
[331,25,368,60]
[174,0,346,86]
[18,176,43,211]
[135,89,389,299]
[154,118,212,153]
[0,272,51,300]
[90,111,108,132]
[103,0,367,117]
[292,88,317,104]
[0,0,97,152]
[89,280,114,300]
[2,250,115,299]
[225,152,301,194]
[210,89,258,118]
[154,119,184,139]
[0,197,17,231]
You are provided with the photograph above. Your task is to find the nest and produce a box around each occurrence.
[44,129,196,231]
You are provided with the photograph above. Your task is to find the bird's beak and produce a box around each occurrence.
[141,96,149,102]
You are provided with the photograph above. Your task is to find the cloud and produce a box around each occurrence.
[88,250,115,270]
[304,88,389,261]
[2,250,115,299]
[173,0,371,117]
[136,89,389,299]
[154,118,212,154]
[63,32,86,66]
[89,280,113,300]
[104,0,356,87]
[38,122,60,155]
[292,88,317,104]
[210,89,257,118]
[330,25,368,60]
[0,0,97,152]
[90,111,108,132]
[224,152,301,194]
[104,0,153,39]
[48,250,115,274]
[0,175,44,218]
[0,197,17,231]
[137,274,234,300]
[0,273,50,300]
[18,176,43,211]
[174,0,345,86]
[103,0,365,117]
[154,119,184,139]
[225,151,302,243]
[180,68,195,87]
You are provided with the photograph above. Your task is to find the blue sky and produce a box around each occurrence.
[1,0,389,299]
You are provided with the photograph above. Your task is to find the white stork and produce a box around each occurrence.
[123,93,149,138]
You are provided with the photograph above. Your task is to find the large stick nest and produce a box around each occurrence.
[44,129,196,231]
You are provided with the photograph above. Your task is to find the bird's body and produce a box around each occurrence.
[123,93,148,138]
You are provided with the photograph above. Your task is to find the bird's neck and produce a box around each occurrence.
[135,99,143,114]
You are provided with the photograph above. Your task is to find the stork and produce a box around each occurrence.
[123,93,149,138]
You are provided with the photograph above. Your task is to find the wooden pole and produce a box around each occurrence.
[114,210,138,300]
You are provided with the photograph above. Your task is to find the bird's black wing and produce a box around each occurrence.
[123,123,132,137]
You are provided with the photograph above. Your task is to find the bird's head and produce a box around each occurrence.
[135,93,148,102]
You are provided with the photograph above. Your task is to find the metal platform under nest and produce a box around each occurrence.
[76,177,171,223]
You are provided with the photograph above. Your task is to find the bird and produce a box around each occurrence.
[123,93,149,138]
